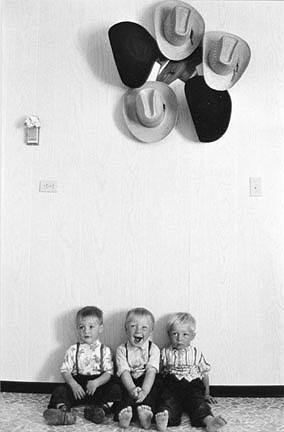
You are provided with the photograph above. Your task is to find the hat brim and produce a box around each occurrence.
[185,76,232,142]
[154,0,205,61]
[108,21,160,88]
[123,81,178,143]
[203,31,251,91]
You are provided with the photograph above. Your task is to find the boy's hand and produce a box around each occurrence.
[86,379,99,396]
[129,386,141,399]
[205,394,217,404]
[135,388,148,403]
[70,382,85,400]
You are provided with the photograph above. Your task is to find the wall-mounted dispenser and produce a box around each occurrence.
[24,115,40,145]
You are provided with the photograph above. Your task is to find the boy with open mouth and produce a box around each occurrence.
[115,307,160,429]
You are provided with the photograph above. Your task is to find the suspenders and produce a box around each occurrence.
[125,340,152,363]
[75,342,104,375]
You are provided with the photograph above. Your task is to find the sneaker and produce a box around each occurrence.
[84,405,105,424]
[43,406,76,426]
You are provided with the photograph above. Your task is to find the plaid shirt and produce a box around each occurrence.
[160,344,211,382]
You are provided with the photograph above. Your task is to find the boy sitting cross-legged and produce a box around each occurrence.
[114,307,160,429]
[43,306,121,426]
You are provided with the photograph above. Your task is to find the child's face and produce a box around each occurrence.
[125,314,153,347]
[77,315,103,345]
[169,322,196,350]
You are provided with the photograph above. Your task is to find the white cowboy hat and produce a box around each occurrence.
[154,0,205,61]
[203,31,251,90]
[123,81,178,143]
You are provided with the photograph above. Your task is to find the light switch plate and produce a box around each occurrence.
[249,177,262,197]
[26,126,40,145]
[39,180,58,193]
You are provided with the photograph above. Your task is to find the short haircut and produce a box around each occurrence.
[76,306,103,325]
[166,312,196,334]
[125,307,155,328]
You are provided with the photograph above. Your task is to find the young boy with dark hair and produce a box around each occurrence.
[43,306,121,426]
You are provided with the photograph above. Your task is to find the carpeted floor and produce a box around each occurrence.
[0,393,283,432]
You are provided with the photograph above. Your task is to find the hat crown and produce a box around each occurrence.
[127,32,155,62]
[164,6,193,46]
[136,88,165,128]
[208,35,239,76]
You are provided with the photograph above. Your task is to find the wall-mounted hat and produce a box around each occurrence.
[108,21,162,88]
[203,31,251,90]
[123,81,178,143]
[154,0,205,61]
[185,76,232,142]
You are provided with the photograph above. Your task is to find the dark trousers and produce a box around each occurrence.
[48,374,122,410]
[157,375,212,427]
[114,374,161,420]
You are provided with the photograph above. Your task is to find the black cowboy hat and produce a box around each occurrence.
[108,21,163,89]
[184,76,232,142]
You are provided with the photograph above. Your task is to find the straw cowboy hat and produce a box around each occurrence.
[154,0,205,61]
[123,81,178,143]
[108,21,162,88]
[185,76,232,142]
[203,31,251,90]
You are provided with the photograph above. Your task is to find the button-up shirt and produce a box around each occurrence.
[116,339,160,379]
[60,340,114,376]
[160,344,210,382]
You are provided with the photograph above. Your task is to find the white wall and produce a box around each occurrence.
[1,0,283,385]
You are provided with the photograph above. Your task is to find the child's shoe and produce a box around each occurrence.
[43,405,76,425]
[84,405,105,424]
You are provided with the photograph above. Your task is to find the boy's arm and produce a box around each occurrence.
[62,371,86,400]
[116,345,140,398]
[121,370,139,398]
[136,367,156,403]
[202,373,216,404]
[86,371,111,395]
[60,346,85,400]
[136,344,160,403]
[198,350,216,404]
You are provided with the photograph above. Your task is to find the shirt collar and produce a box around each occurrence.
[172,344,190,352]
[80,340,101,349]
[126,338,150,351]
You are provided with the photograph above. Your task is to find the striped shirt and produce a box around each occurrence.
[160,345,211,382]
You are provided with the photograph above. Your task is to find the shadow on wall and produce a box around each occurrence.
[102,309,128,351]
[37,308,78,382]
[154,313,171,348]
[77,25,123,87]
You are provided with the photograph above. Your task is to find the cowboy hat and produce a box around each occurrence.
[123,81,178,143]
[184,76,232,142]
[154,0,205,61]
[108,21,162,88]
[203,31,251,90]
